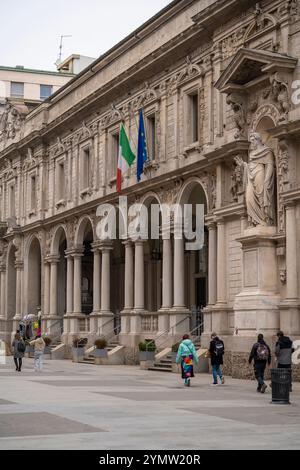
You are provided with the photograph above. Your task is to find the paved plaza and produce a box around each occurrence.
[0,358,299,450]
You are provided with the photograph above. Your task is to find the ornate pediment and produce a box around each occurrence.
[215,48,297,94]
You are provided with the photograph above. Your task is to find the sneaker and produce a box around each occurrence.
[261,384,267,394]
[210,383,218,386]
[221,377,225,385]
[257,388,261,393]
[187,379,191,387]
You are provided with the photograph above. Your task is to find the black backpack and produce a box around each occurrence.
[214,340,224,357]
[17,341,26,353]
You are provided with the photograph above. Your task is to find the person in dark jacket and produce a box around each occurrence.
[249,334,271,393]
[11,332,25,372]
[208,333,225,386]
[275,331,294,391]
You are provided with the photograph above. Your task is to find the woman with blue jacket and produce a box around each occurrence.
[176,334,199,387]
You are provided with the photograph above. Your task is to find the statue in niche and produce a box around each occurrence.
[234,132,276,227]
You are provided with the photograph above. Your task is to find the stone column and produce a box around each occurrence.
[158,237,172,334]
[133,239,146,312]
[216,219,226,305]
[65,253,74,314]
[92,247,101,313]
[0,265,6,319]
[43,260,50,316]
[72,250,83,315]
[286,204,298,300]
[173,237,185,309]
[123,240,134,312]
[98,242,114,336]
[49,256,60,317]
[120,240,134,337]
[170,228,190,337]
[280,203,300,334]
[208,223,217,306]
[161,238,173,310]
[14,261,23,320]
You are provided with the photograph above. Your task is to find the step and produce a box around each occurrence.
[153,363,172,369]
[148,367,173,373]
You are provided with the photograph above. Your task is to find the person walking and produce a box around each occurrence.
[208,333,225,386]
[176,334,199,387]
[11,331,25,372]
[249,333,271,393]
[29,334,45,372]
[275,331,294,392]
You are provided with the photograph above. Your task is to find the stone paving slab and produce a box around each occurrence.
[0,412,106,437]
[0,399,16,405]
[185,405,300,425]
[0,359,299,449]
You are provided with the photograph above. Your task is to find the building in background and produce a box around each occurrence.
[0,0,299,380]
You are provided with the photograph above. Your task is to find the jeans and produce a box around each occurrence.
[212,364,223,384]
[34,351,43,371]
[254,362,266,388]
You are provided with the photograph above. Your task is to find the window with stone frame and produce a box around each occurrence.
[8,183,15,218]
[146,112,156,161]
[29,174,37,213]
[108,129,120,182]
[80,145,91,192]
[184,86,200,147]
[56,159,66,202]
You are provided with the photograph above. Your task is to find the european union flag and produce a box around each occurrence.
[137,109,148,182]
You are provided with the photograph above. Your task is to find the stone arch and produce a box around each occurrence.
[74,216,95,247]
[25,235,42,315]
[251,104,280,135]
[51,225,68,255]
[176,177,208,210]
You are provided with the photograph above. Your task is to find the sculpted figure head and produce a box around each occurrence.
[249,132,262,150]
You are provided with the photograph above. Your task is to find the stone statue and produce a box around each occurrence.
[234,132,276,227]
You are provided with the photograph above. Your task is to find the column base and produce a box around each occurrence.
[157,308,172,336]
[97,312,114,338]
[211,304,230,336]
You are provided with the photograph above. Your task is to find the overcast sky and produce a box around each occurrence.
[0,0,172,71]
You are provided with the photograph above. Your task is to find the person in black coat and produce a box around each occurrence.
[249,334,271,393]
[208,333,225,386]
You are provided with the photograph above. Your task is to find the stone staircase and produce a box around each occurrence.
[79,340,120,365]
[50,338,63,352]
[148,337,202,373]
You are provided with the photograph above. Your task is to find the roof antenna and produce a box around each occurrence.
[55,35,72,67]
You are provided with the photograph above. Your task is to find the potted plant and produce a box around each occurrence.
[138,339,156,369]
[43,336,52,355]
[72,337,87,363]
[94,337,108,364]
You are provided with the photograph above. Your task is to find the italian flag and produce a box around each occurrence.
[117,124,136,193]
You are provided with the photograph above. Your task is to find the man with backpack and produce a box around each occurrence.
[249,334,271,393]
[208,332,225,386]
[275,331,294,392]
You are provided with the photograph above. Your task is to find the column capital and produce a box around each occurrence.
[70,247,84,258]
[216,217,225,226]
[47,254,60,264]
[91,241,102,252]
[133,238,147,246]
[99,241,114,252]
[285,201,296,210]
[207,222,217,231]
[14,260,24,270]
[122,239,134,247]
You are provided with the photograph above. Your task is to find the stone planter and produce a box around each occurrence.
[72,347,84,363]
[94,348,108,365]
[139,350,155,370]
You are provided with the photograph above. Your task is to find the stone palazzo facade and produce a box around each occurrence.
[1,0,300,376]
